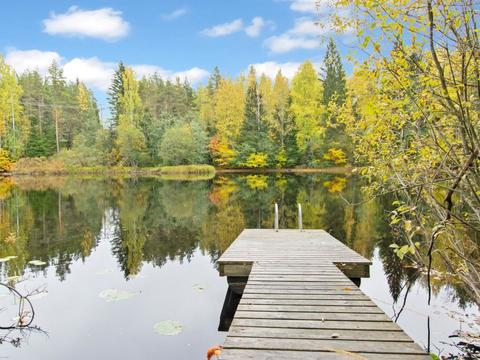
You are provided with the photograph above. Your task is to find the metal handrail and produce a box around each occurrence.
[274,203,279,232]
[298,203,303,231]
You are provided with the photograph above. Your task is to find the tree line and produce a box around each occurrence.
[0,38,348,169]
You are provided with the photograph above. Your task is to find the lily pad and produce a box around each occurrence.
[99,288,137,302]
[0,256,18,263]
[29,260,47,266]
[153,320,183,336]
[192,284,206,292]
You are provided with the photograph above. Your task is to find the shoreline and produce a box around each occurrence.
[1,166,354,177]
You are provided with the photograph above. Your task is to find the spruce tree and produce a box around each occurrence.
[235,67,273,167]
[323,38,346,106]
[108,62,126,131]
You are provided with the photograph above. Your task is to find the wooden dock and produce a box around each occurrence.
[216,229,429,359]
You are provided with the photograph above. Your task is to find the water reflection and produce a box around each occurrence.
[0,174,478,358]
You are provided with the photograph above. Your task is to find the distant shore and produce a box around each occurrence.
[1,164,354,178]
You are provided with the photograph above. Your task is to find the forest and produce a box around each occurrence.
[0,38,347,171]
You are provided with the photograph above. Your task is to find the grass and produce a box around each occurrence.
[10,158,216,179]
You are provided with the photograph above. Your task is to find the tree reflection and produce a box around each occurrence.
[0,174,475,306]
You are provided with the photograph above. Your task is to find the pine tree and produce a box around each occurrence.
[323,38,346,106]
[46,61,68,153]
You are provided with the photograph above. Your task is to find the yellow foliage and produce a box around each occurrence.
[246,175,268,190]
[275,148,288,168]
[244,153,268,168]
[0,178,13,200]
[323,176,347,193]
[323,148,347,165]
[214,78,245,143]
[209,136,236,167]
[0,149,13,172]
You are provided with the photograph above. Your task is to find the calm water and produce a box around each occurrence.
[0,174,478,359]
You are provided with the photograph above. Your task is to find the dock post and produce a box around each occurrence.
[274,203,279,232]
[298,203,303,231]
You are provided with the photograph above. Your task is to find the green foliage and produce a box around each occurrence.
[235,67,274,167]
[116,123,149,166]
[5,57,355,170]
[159,121,208,165]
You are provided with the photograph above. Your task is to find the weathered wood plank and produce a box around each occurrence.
[235,311,391,322]
[242,293,370,300]
[237,304,384,314]
[240,298,377,306]
[222,337,427,355]
[228,326,414,342]
[230,318,403,332]
[219,349,431,360]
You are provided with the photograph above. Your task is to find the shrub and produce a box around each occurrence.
[0,149,13,173]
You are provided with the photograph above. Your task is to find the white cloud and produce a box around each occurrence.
[5,49,63,75]
[250,61,320,80]
[5,48,208,91]
[63,58,116,91]
[265,34,320,53]
[290,17,321,35]
[264,17,334,53]
[250,61,301,80]
[43,6,130,41]
[133,65,209,84]
[245,17,266,37]
[289,0,333,14]
[290,0,317,13]
[161,7,188,20]
[201,19,243,37]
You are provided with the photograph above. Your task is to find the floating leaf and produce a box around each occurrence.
[99,288,137,302]
[29,260,46,266]
[192,284,206,292]
[0,256,17,263]
[153,320,183,336]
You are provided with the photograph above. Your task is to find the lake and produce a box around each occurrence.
[0,174,478,359]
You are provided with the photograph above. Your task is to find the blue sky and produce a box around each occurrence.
[1,0,355,105]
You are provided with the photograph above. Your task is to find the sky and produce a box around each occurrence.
[0,0,356,112]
